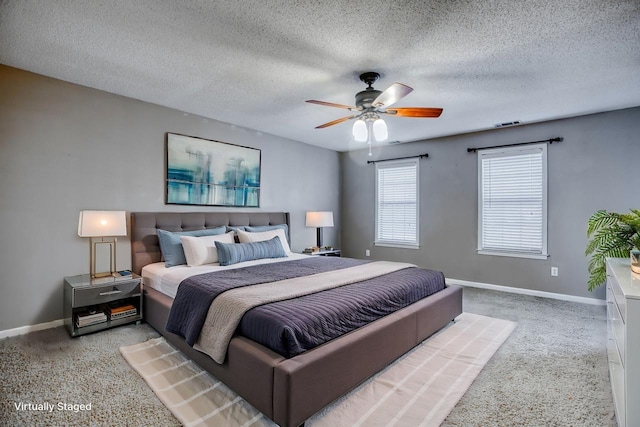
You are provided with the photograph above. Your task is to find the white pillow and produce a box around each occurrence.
[237,228,291,254]
[179,231,235,266]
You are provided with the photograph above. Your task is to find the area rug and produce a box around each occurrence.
[120,312,516,427]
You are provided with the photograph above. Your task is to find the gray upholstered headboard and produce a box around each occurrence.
[130,211,290,275]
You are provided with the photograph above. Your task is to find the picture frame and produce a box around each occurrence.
[166,133,261,207]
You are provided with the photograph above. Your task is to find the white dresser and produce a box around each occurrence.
[606,258,640,427]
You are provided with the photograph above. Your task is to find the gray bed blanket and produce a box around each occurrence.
[240,266,446,358]
[165,257,367,346]
[195,260,416,363]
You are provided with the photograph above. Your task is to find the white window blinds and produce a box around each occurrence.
[375,159,419,248]
[478,143,548,258]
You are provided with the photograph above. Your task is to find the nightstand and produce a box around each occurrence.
[304,249,341,257]
[63,274,143,337]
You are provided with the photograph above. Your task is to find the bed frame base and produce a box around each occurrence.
[144,284,462,427]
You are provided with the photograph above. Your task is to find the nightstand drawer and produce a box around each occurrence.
[74,281,141,306]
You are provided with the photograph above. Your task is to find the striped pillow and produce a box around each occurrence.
[215,237,287,266]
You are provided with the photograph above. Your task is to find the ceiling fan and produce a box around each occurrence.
[306,72,443,143]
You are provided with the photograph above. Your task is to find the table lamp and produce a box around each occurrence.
[305,211,334,249]
[78,210,127,278]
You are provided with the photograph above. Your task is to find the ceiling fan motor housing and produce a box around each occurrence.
[355,88,382,109]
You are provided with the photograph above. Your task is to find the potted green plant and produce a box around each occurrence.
[585,209,640,291]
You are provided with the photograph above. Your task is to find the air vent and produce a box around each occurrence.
[494,120,522,128]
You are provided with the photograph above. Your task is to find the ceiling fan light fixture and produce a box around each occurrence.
[352,119,368,142]
[372,118,388,141]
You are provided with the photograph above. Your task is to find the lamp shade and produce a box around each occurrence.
[372,118,388,141]
[305,211,334,228]
[78,210,127,237]
[352,119,368,142]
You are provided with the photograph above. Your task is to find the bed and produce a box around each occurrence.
[131,211,463,427]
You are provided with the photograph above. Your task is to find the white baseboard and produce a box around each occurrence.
[0,318,65,339]
[0,279,604,339]
[446,278,606,306]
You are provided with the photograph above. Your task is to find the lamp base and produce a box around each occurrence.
[92,272,112,279]
[90,237,118,279]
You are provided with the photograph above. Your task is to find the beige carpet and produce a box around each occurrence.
[120,312,515,427]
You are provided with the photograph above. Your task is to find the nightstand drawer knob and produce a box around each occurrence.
[99,290,123,296]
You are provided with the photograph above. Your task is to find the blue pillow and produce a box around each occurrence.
[215,236,287,266]
[225,225,246,234]
[244,224,289,242]
[157,227,226,267]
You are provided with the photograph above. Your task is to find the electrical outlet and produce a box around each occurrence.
[551,267,558,277]
[365,249,370,257]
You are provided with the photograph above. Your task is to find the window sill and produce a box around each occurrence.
[375,241,420,250]
[477,250,548,260]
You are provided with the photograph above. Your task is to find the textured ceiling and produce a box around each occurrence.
[1,0,639,151]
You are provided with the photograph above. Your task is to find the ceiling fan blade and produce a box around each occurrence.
[306,100,358,110]
[315,115,356,129]
[372,82,413,108]
[385,107,443,118]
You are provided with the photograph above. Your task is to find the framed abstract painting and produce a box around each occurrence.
[166,133,261,207]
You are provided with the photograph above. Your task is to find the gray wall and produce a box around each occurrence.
[0,65,340,331]
[341,107,640,301]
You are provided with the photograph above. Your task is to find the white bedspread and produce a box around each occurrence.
[142,253,310,298]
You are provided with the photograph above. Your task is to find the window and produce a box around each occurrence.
[375,158,419,248]
[478,143,548,259]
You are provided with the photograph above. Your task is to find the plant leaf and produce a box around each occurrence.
[585,209,640,291]
[587,210,620,237]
